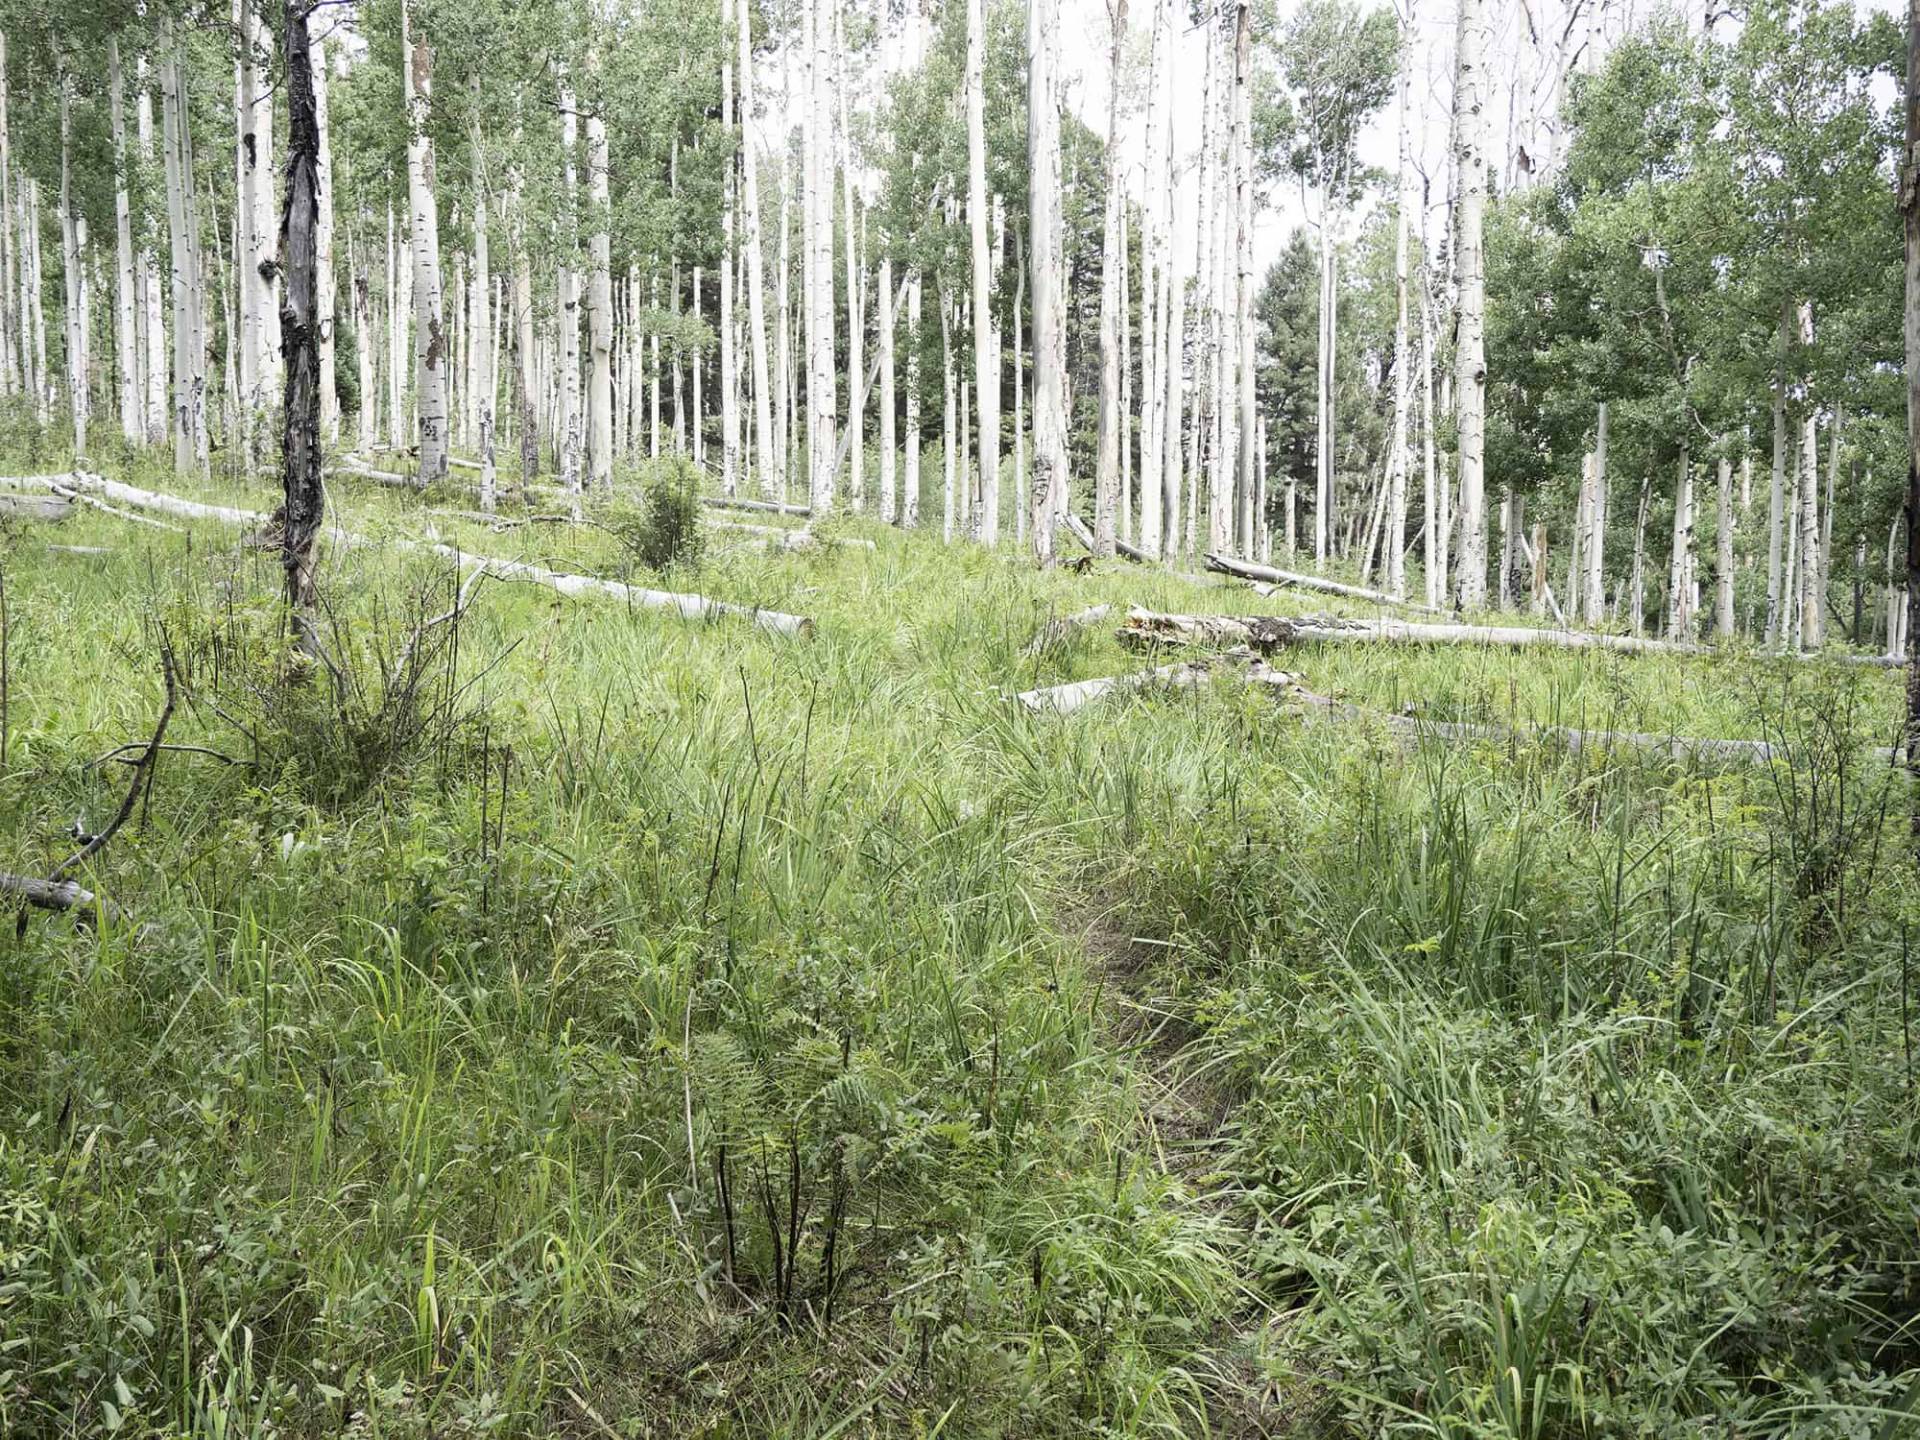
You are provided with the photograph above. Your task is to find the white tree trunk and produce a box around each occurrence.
[136,60,166,446]
[738,0,776,500]
[355,243,377,452]
[58,81,87,458]
[1667,445,1693,639]
[1765,306,1788,645]
[1137,0,1170,562]
[1797,302,1821,650]
[879,253,896,522]
[1587,402,1609,621]
[556,82,582,501]
[471,128,494,511]
[1233,0,1256,557]
[160,23,207,473]
[586,107,612,490]
[835,19,863,510]
[1387,12,1413,598]
[1452,0,1489,607]
[108,40,141,447]
[1093,0,1127,556]
[905,269,921,527]
[403,0,449,484]
[720,0,739,495]
[805,0,837,513]
[0,32,13,399]
[314,34,336,444]
[1027,0,1068,562]
[1716,452,1735,638]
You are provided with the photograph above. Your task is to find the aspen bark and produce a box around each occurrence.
[314,33,336,443]
[1716,452,1735,638]
[941,290,956,541]
[0,32,12,399]
[402,0,449,485]
[1092,0,1127,556]
[136,60,166,446]
[720,0,739,495]
[471,126,494,511]
[879,254,896,523]
[905,270,921,528]
[1164,268,1184,561]
[968,0,998,542]
[738,0,776,500]
[556,82,581,501]
[109,40,141,447]
[805,0,837,513]
[1798,302,1821,650]
[1587,402,1609,622]
[281,0,325,656]
[586,105,612,491]
[1453,0,1490,607]
[1667,445,1693,640]
[835,18,863,510]
[1027,0,1068,563]
[1233,0,1256,558]
[1387,6,1413,600]
[59,81,87,457]
[161,23,208,474]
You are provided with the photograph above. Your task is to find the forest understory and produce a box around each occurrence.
[0,441,1916,1439]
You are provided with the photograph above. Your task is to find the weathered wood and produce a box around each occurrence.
[1118,605,1709,658]
[1013,648,1298,715]
[1204,551,1444,614]
[0,493,73,520]
[703,493,811,518]
[337,458,425,489]
[0,473,815,638]
[0,872,111,917]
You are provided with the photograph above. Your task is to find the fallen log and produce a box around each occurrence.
[0,473,814,638]
[46,544,115,555]
[0,492,73,520]
[0,872,114,918]
[703,494,811,518]
[1117,606,1710,658]
[337,459,425,490]
[1204,552,1444,615]
[1013,649,1299,715]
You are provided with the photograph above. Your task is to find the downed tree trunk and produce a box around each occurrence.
[703,494,810,518]
[1204,551,1444,615]
[0,473,815,638]
[1013,648,1299,715]
[398,543,814,638]
[1117,605,1709,658]
[0,872,113,917]
[336,458,425,490]
[0,493,73,520]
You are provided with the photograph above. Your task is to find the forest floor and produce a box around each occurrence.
[1,450,1917,1438]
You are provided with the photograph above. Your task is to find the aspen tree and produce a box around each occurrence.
[402,0,449,485]
[1027,0,1068,563]
[1453,0,1490,608]
[968,0,998,542]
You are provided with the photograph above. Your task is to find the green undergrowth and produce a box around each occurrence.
[0,449,1913,1437]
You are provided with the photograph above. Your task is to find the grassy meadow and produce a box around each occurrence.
[0,450,1916,1438]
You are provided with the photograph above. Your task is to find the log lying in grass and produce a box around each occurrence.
[0,872,113,918]
[336,458,425,490]
[0,473,814,638]
[1013,648,1300,715]
[1117,605,1710,658]
[703,494,810,518]
[1204,552,1444,614]
[399,543,814,638]
[47,544,115,555]
[0,492,74,520]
